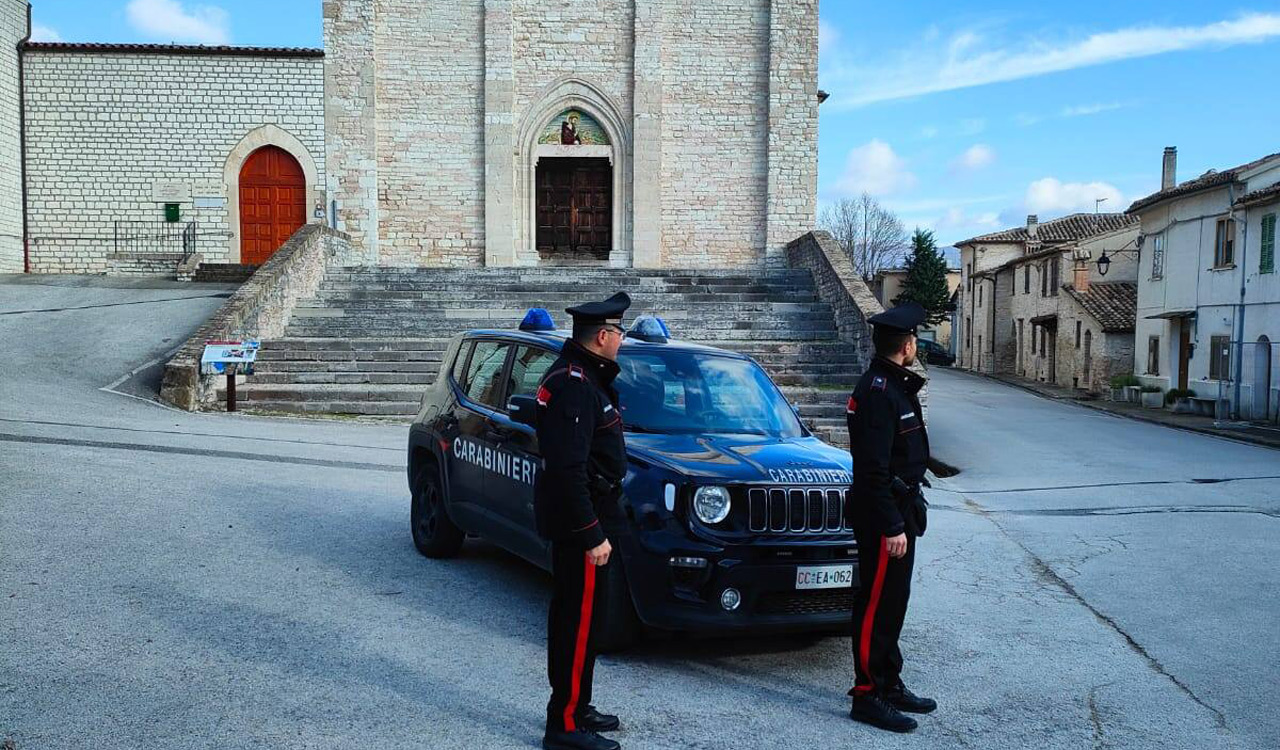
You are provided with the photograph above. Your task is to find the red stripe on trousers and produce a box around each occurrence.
[854,536,890,695]
[563,553,597,732]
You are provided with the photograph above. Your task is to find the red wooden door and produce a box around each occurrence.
[239,146,306,266]
[536,158,611,258]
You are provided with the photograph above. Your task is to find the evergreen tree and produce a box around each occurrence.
[893,228,953,325]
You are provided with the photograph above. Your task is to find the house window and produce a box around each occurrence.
[1075,320,1081,348]
[1147,336,1160,376]
[1261,213,1276,274]
[1214,218,1235,268]
[967,262,973,291]
[1023,265,1030,294]
[1209,335,1232,380]
[978,283,983,307]
[1050,259,1060,296]
[1150,233,1165,280]
[966,318,971,349]
[1040,263,1048,297]
[1030,325,1036,351]
[1039,328,1046,357]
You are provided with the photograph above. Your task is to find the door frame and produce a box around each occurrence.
[224,125,321,265]
[535,155,614,258]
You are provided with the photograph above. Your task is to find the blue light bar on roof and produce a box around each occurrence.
[519,308,556,332]
[627,315,670,343]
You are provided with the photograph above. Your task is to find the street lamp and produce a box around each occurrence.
[1096,251,1112,276]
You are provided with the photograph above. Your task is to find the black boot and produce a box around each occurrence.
[850,693,918,733]
[543,729,621,750]
[579,705,621,732]
[885,684,937,714]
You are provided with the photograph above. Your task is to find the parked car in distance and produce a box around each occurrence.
[917,338,955,367]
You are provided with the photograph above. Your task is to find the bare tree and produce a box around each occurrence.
[818,194,909,281]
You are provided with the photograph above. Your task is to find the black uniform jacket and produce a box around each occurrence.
[533,339,628,549]
[846,356,930,537]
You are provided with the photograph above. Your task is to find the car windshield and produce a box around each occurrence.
[615,348,805,438]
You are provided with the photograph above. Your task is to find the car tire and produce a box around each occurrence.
[595,559,642,653]
[410,460,465,559]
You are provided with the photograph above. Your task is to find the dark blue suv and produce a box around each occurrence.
[407,316,858,649]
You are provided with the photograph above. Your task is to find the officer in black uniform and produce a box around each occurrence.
[845,301,938,733]
[535,292,631,750]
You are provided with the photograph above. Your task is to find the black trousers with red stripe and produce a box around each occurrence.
[547,543,611,733]
[850,529,916,697]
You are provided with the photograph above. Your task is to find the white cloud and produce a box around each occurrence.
[126,0,230,45]
[1024,178,1124,215]
[935,208,1000,232]
[1061,101,1130,117]
[824,12,1280,108]
[953,144,996,173]
[832,140,917,197]
[919,125,940,140]
[30,24,62,42]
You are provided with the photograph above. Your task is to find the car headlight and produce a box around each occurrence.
[692,485,732,525]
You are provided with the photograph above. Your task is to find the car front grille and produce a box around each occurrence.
[757,588,856,616]
[746,487,852,534]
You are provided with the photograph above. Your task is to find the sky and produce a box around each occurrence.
[27,0,1280,251]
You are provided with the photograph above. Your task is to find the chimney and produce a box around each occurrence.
[1162,147,1177,191]
[1073,257,1090,294]
[1026,215,1039,239]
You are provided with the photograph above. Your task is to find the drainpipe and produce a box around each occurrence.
[1231,184,1248,420]
[16,2,31,273]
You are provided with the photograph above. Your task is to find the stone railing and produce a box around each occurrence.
[786,231,883,367]
[160,224,351,410]
[786,230,929,420]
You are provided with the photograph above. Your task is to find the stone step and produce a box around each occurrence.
[253,359,441,374]
[313,288,820,302]
[218,384,426,403]
[282,314,836,329]
[256,348,445,363]
[322,268,814,282]
[289,310,836,327]
[258,337,449,352]
[193,263,257,283]
[250,371,436,385]
[233,400,420,417]
[283,326,839,342]
[304,297,828,313]
[769,373,859,388]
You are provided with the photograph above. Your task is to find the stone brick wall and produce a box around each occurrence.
[786,230,929,420]
[161,224,351,410]
[0,0,25,274]
[22,46,325,274]
[325,0,817,269]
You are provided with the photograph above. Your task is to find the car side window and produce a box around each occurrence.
[450,341,473,386]
[508,346,559,399]
[462,341,512,409]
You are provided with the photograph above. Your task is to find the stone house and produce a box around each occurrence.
[1127,148,1280,422]
[955,213,1140,392]
[870,267,961,347]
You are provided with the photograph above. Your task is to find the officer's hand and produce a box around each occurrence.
[885,533,908,559]
[587,539,612,566]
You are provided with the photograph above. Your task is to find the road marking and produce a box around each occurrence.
[0,415,403,452]
[0,293,232,316]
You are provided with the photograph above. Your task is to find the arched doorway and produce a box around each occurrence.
[1254,336,1272,420]
[239,146,306,265]
[534,109,613,262]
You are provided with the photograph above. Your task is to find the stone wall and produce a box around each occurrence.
[160,224,351,410]
[22,45,325,274]
[0,0,24,273]
[324,0,817,269]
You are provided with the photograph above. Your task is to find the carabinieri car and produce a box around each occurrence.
[407,312,858,649]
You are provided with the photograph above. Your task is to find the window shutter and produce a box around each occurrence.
[1262,214,1276,274]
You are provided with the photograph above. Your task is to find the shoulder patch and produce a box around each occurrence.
[536,384,552,407]
[846,395,858,414]
[569,364,585,380]
[871,375,887,391]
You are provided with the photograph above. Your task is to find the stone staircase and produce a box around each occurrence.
[222,267,860,444]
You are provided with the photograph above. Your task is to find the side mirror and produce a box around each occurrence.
[507,395,538,427]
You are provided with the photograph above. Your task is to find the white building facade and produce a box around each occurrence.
[1129,149,1280,422]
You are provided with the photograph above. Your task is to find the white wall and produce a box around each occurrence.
[0,0,25,273]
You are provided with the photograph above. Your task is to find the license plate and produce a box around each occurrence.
[795,564,854,590]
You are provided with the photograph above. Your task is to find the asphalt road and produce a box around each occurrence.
[2,276,1275,749]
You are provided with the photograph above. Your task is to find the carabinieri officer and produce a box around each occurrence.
[845,301,938,733]
[535,292,631,750]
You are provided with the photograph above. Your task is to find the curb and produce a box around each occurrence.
[945,367,1280,452]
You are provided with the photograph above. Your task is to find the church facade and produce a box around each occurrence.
[324,0,819,269]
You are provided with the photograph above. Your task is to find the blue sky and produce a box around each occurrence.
[29,1,1280,248]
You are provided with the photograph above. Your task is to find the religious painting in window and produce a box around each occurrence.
[538,109,611,146]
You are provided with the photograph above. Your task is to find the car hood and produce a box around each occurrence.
[625,432,852,485]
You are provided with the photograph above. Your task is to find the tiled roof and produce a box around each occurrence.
[1235,183,1280,208]
[1065,282,1137,333]
[1128,153,1280,213]
[23,42,323,58]
[956,213,1137,247]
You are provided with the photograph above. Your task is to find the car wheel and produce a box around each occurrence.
[410,460,465,559]
[595,558,642,653]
